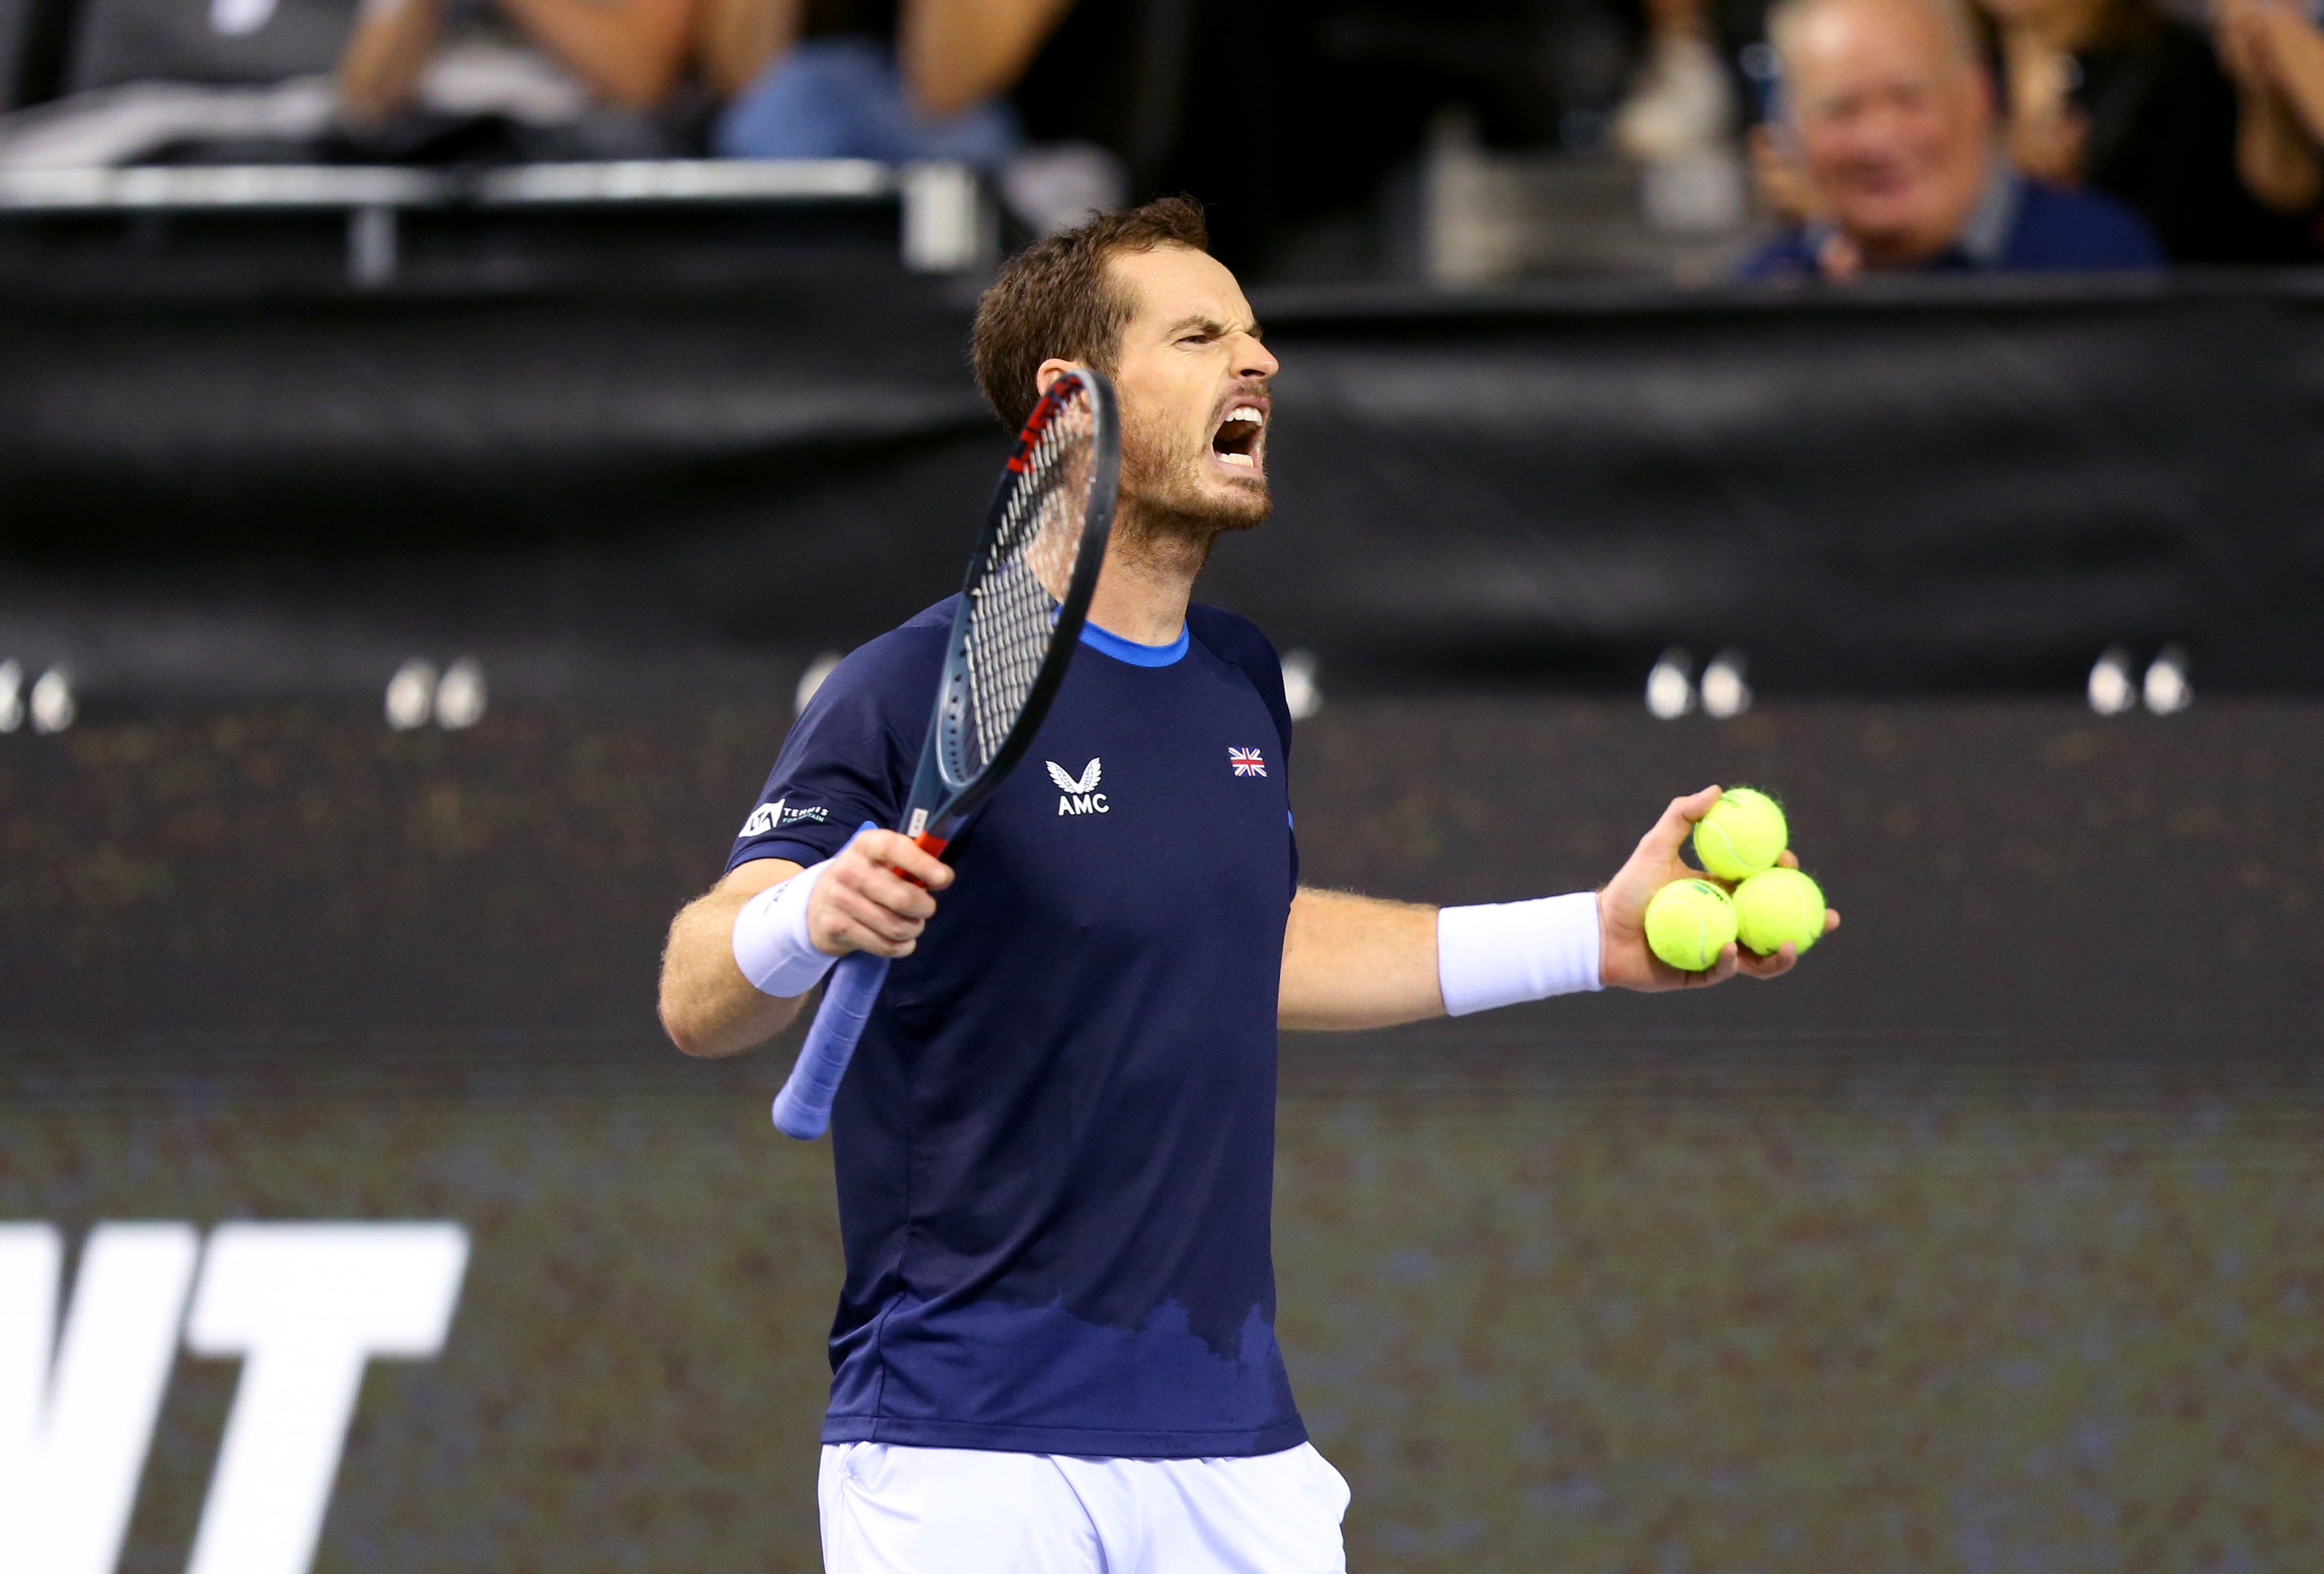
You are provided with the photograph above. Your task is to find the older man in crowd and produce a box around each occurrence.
[1742,0,2166,279]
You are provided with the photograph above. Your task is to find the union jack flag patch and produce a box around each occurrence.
[1228,748,1267,777]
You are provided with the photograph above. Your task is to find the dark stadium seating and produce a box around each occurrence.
[62,0,352,92]
[0,0,28,107]
[0,157,987,289]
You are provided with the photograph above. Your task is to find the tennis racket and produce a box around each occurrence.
[771,366,1119,1140]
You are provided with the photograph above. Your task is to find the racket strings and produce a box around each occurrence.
[955,386,1096,779]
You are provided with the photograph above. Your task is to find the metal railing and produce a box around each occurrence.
[0,157,993,283]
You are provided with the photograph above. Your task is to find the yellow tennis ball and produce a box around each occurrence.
[1732,867,1826,957]
[1693,786,1788,882]
[1644,877,1738,972]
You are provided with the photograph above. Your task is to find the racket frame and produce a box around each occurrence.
[769,365,1117,1141]
[896,365,1118,859]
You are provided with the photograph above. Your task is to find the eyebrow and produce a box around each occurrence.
[1162,314,1263,342]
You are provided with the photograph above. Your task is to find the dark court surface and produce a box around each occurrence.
[5,693,2320,1570]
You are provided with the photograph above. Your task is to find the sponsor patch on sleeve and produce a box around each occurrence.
[738,799,832,838]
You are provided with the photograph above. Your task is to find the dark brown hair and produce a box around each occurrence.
[970,196,1211,431]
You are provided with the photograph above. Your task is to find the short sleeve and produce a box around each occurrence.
[724,621,945,873]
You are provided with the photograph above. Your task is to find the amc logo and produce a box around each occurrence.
[1,1222,469,1574]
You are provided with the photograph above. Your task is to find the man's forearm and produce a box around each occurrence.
[1280,882,1613,1030]
[660,833,952,1057]
[659,877,805,1058]
[1277,888,1444,1030]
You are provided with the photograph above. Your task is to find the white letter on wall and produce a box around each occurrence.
[182,1223,469,1574]
[0,1222,202,1574]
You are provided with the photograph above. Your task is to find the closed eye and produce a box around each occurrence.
[1165,314,1235,348]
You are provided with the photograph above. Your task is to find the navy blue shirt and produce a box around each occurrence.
[726,598,1307,1458]
[1740,174,2166,279]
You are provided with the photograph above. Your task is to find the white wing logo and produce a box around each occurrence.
[1046,758,1101,794]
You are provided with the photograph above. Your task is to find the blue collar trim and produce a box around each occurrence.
[1079,620,1189,667]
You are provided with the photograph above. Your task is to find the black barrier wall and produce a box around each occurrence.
[5,274,2324,694]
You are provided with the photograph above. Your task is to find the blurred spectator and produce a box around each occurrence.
[1617,0,1757,233]
[1618,0,1741,164]
[712,0,1075,163]
[337,0,1074,160]
[338,0,714,152]
[2216,0,2324,181]
[1979,0,2317,260]
[1741,0,2165,276]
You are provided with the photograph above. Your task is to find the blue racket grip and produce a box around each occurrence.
[771,951,890,1138]
[771,821,894,1140]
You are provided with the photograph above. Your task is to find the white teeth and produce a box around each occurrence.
[1217,450,1256,467]
[1220,406,1264,427]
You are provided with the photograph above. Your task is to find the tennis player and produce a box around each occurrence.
[657,197,1838,1573]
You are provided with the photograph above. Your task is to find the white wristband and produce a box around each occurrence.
[731,859,838,998]
[1436,891,1603,1016]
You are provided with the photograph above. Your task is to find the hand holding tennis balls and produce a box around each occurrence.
[1598,785,1839,990]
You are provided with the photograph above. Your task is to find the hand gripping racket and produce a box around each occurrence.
[771,367,1119,1139]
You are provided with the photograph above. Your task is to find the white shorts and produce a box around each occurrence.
[818,1440,1351,1573]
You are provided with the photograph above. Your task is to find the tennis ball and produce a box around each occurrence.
[1693,786,1787,882]
[1732,867,1826,957]
[1644,877,1738,972]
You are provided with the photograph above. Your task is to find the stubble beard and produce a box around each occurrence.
[1114,400,1270,571]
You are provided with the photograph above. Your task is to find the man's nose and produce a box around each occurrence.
[1854,100,1916,145]
[1235,335,1279,380]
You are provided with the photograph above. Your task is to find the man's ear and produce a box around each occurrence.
[1034,358,1077,399]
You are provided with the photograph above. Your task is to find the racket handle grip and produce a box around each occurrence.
[772,950,891,1139]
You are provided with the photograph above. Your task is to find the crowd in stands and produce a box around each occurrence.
[0,0,2319,277]
[1738,0,2173,277]
[1723,0,2324,274]
[1612,0,2324,273]
[336,0,1071,163]
[0,0,1082,170]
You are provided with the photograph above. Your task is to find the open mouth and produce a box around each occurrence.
[1209,402,1266,473]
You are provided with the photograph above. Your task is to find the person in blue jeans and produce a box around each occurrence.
[1741,0,2165,279]
[715,0,1074,164]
